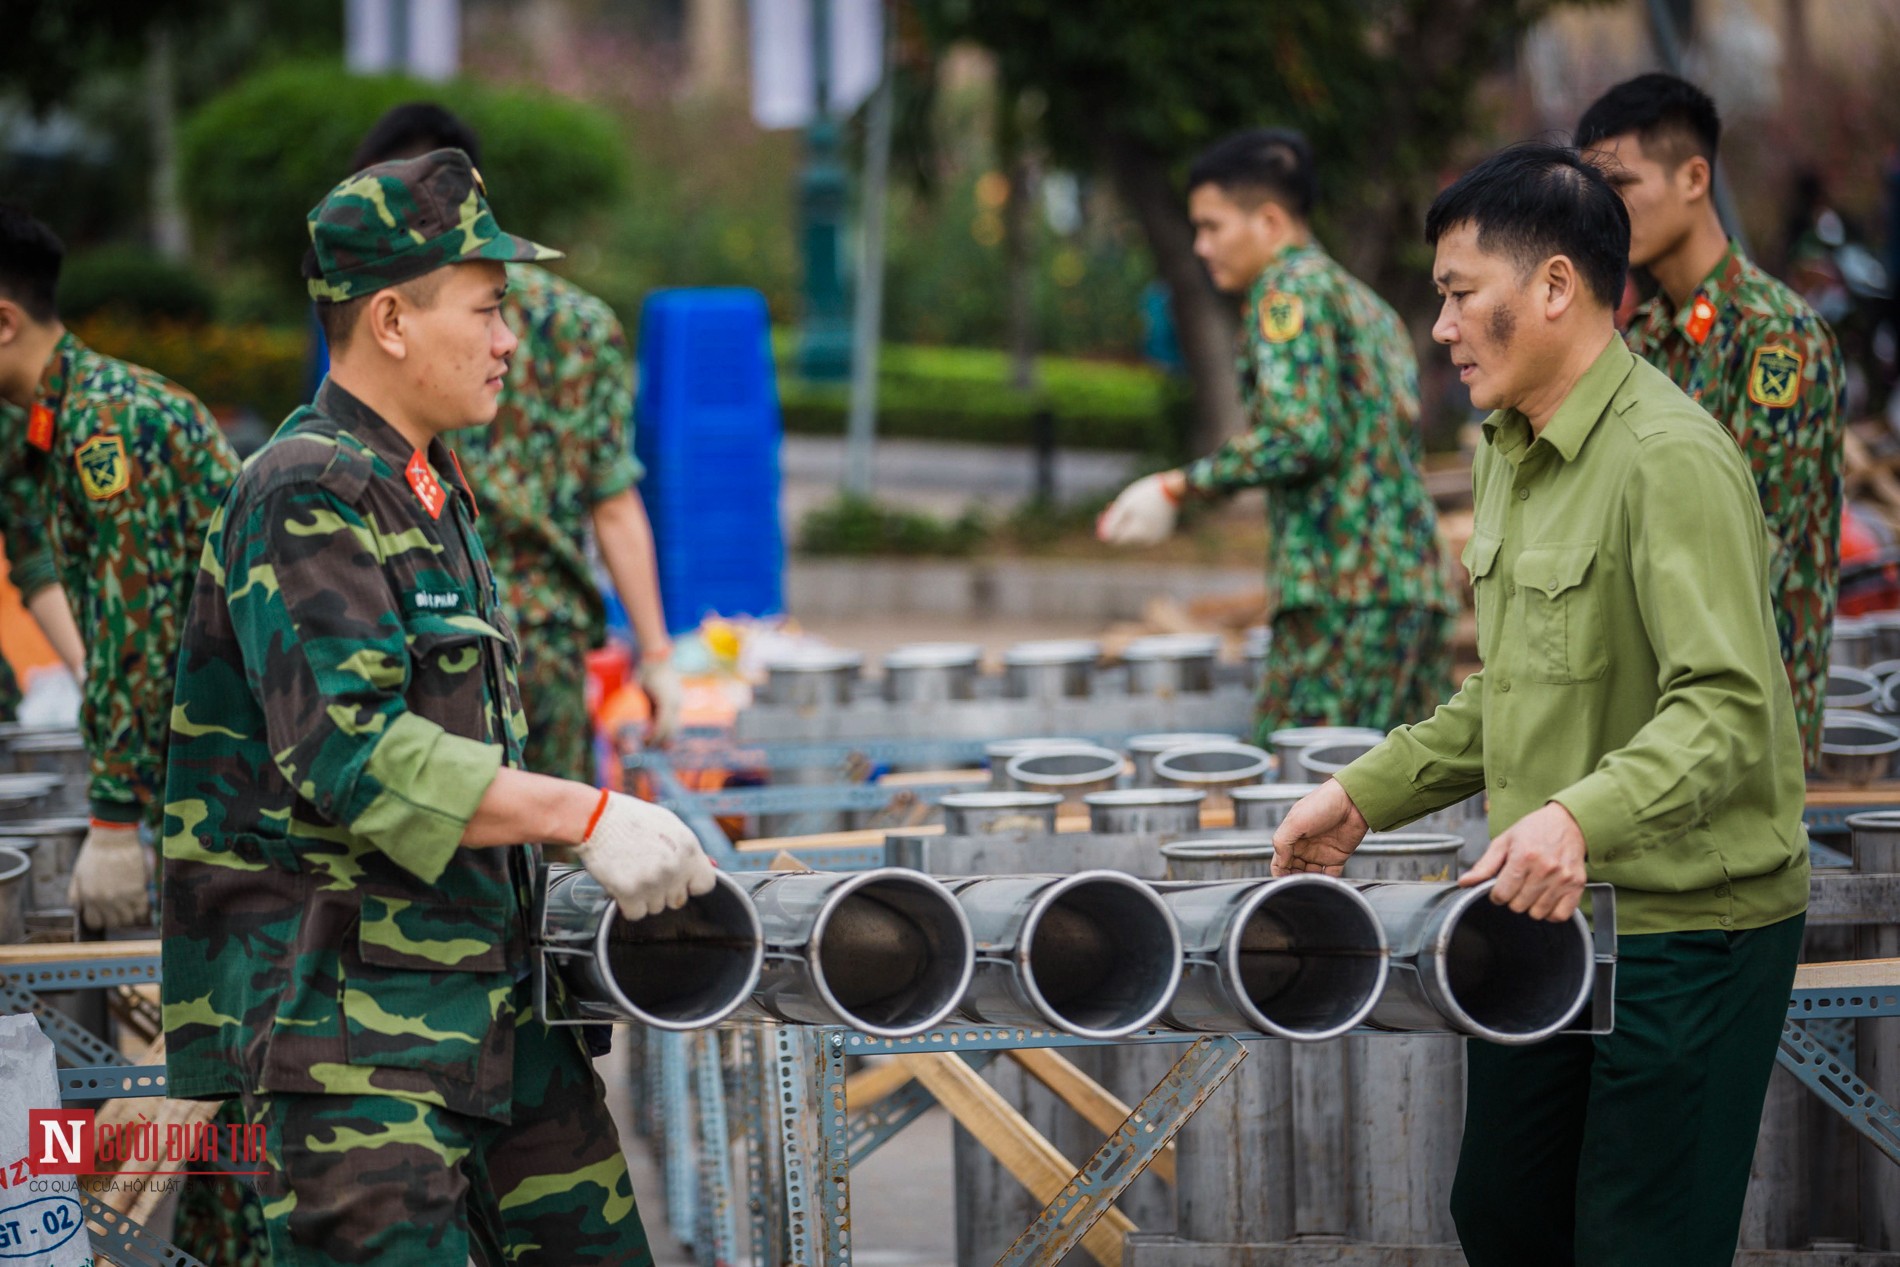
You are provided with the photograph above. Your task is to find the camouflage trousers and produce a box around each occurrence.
[1253,604,1455,746]
[171,1101,271,1265]
[238,983,651,1266]
[516,622,597,785]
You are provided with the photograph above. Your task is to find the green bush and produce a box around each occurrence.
[71,313,307,423]
[180,61,628,306]
[798,494,990,557]
[59,245,216,324]
[776,340,1178,454]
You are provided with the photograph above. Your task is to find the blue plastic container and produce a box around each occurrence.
[634,288,785,633]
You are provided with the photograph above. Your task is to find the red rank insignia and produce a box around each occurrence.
[1685,297,1716,345]
[406,449,446,520]
[27,402,54,451]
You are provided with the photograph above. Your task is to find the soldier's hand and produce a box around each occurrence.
[1096,473,1182,547]
[1271,780,1369,877]
[574,791,717,922]
[70,823,152,930]
[1460,801,1588,922]
[639,656,684,747]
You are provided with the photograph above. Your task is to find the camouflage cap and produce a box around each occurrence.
[304,147,562,302]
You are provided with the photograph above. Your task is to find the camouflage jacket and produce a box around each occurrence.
[1624,243,1845,764]
[0,332,238,826]
[454,264,643,641]
[1184,242,1452,616]
[161,379,540,1120]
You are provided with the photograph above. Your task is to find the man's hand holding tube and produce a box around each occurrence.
[574,791,717,921]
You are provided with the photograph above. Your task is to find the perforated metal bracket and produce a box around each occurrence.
[61,1064,167,1102]
[0,982,127,1068]
[77,1189,208,1267]
[691,1030,741,1265]
[775,1027,852,1267]
[1777,1019,1900,1166]
[995,1034,1248,1267]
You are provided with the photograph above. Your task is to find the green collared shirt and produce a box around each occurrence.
[1337,336,1809,935]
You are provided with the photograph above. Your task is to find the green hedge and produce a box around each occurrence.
[59,246,216,324]
[776,340,1178,453]
[180,62,627,304]
[71,314,306,423]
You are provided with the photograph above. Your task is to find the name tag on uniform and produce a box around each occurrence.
[408,589,466,613]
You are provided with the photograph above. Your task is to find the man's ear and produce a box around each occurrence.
[1543,255,1580,321]
[1676,154,1713,205]
[363,290,410,361]
[0,300,26,348]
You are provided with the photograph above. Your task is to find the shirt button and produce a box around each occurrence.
[1517,488,1529,500]
[1499,680,1511,693]
[1496,775,1508,789]
[1548,579,1559,592]
[1508,583,1517,596]
[1719,916,1732,928]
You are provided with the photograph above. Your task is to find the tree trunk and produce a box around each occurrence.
[1100,132,1243,457]
[147,25,189,260]
[1002,125,1038,393]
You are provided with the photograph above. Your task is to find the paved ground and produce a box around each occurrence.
[780,434,1141,531]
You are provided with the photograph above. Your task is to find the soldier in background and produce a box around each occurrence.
[346,104,681,784]
[1579,74,1845,767]
[0,204,239,930]
[162,149,711,1264]
[1097,128,1454,741]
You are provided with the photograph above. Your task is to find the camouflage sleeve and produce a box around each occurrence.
[585,314,643,498]
[222,481,503,883]
[1183,284,1343,495]
[0,468,55,600]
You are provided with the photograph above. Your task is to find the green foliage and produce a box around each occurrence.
[798,494,990,557]
[776,340,1179,454]
[71,312,306,423]
[180,62,628,308]
[58,244,214,323]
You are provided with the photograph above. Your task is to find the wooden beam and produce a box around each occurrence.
[896,1053,1135,1267]
[0,939,160,966]
[1795,957,1900,990]
[844,1058,914,1107]
[1008,1047,1175,1185]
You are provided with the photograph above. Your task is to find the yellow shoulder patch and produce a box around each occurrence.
[1747,343,1803,409]
[74,433,130,500]
[1260,290,1305,343]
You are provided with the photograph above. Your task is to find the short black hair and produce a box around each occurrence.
[0,204,64,323]
[351,102,483,171]
[1425,141,1630,308]
[1187,128,1316,219]
[1575,73,1721,169]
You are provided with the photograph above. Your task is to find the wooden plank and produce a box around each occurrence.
[876,768,990,789]
[738,825,940,853]
[1804,785,1900,806]
[844,1058,914,1107]
[0,938,160,966]
[1008,1047,1175,1185]
[1795,957,1900,990]
[897,1053,1135,1267]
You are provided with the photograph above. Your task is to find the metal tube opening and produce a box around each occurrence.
[811,873,974,1036]
[1427,885,1595,1044]
[1152,743,1274,789]
[597,872,765,1030]
[1230,878,1388,1039]
[1021,873,1181,1038]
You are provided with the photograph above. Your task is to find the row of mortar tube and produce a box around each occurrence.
[535,860,1598,1046]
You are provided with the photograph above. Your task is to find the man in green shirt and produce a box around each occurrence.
[1096,129,1453,742]
[1274,142,1807,1267]
[1578,73,1844,769]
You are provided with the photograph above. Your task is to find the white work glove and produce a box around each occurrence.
[639,655,683,746]
[69,823,151,931]
[574,791,717,922]
[1096,473,1182,547]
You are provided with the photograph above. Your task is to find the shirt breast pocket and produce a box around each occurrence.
[1460,530,1503,662]
[1514,542,1606,684]
[404,612,507,741]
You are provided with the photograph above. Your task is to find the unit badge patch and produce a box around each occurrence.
[75,434,130,500]
[1261,290,1305,343]
[1748,344,1803,408]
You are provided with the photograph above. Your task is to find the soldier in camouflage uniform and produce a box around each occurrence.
[347,105,680,784]
[1580,74,1845,767]
[0,205,239,930]
[1099,130,1454,743]
[161,148,713,1265]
